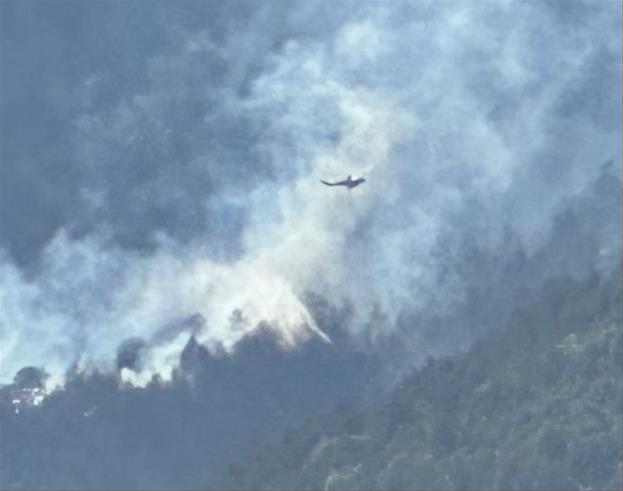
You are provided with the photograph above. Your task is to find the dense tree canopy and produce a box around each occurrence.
[235,267,622,490]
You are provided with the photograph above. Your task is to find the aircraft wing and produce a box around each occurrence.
[320,179,348,187]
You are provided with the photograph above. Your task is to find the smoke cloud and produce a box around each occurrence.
[1,0,620,388]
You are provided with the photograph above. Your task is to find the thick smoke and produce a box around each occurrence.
[0,1,620,388]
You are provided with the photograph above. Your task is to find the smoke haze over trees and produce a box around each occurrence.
[0,0,620,489]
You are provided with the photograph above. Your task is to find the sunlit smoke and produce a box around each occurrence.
[0,1,620,388]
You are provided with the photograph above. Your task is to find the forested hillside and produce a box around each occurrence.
[231,165,622,491]
[1,2,621,490]
[1,162,620,491]
[0,326,378,490]
[235,267,622,490]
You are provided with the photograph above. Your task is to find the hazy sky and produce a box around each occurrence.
[1,0,620,387]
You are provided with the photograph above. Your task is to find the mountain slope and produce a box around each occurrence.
[234,164,622,490]
[237,266,622,490]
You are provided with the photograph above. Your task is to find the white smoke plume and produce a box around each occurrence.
[0,1,620,388]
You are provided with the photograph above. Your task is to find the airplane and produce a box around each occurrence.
[320,175,366,189]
